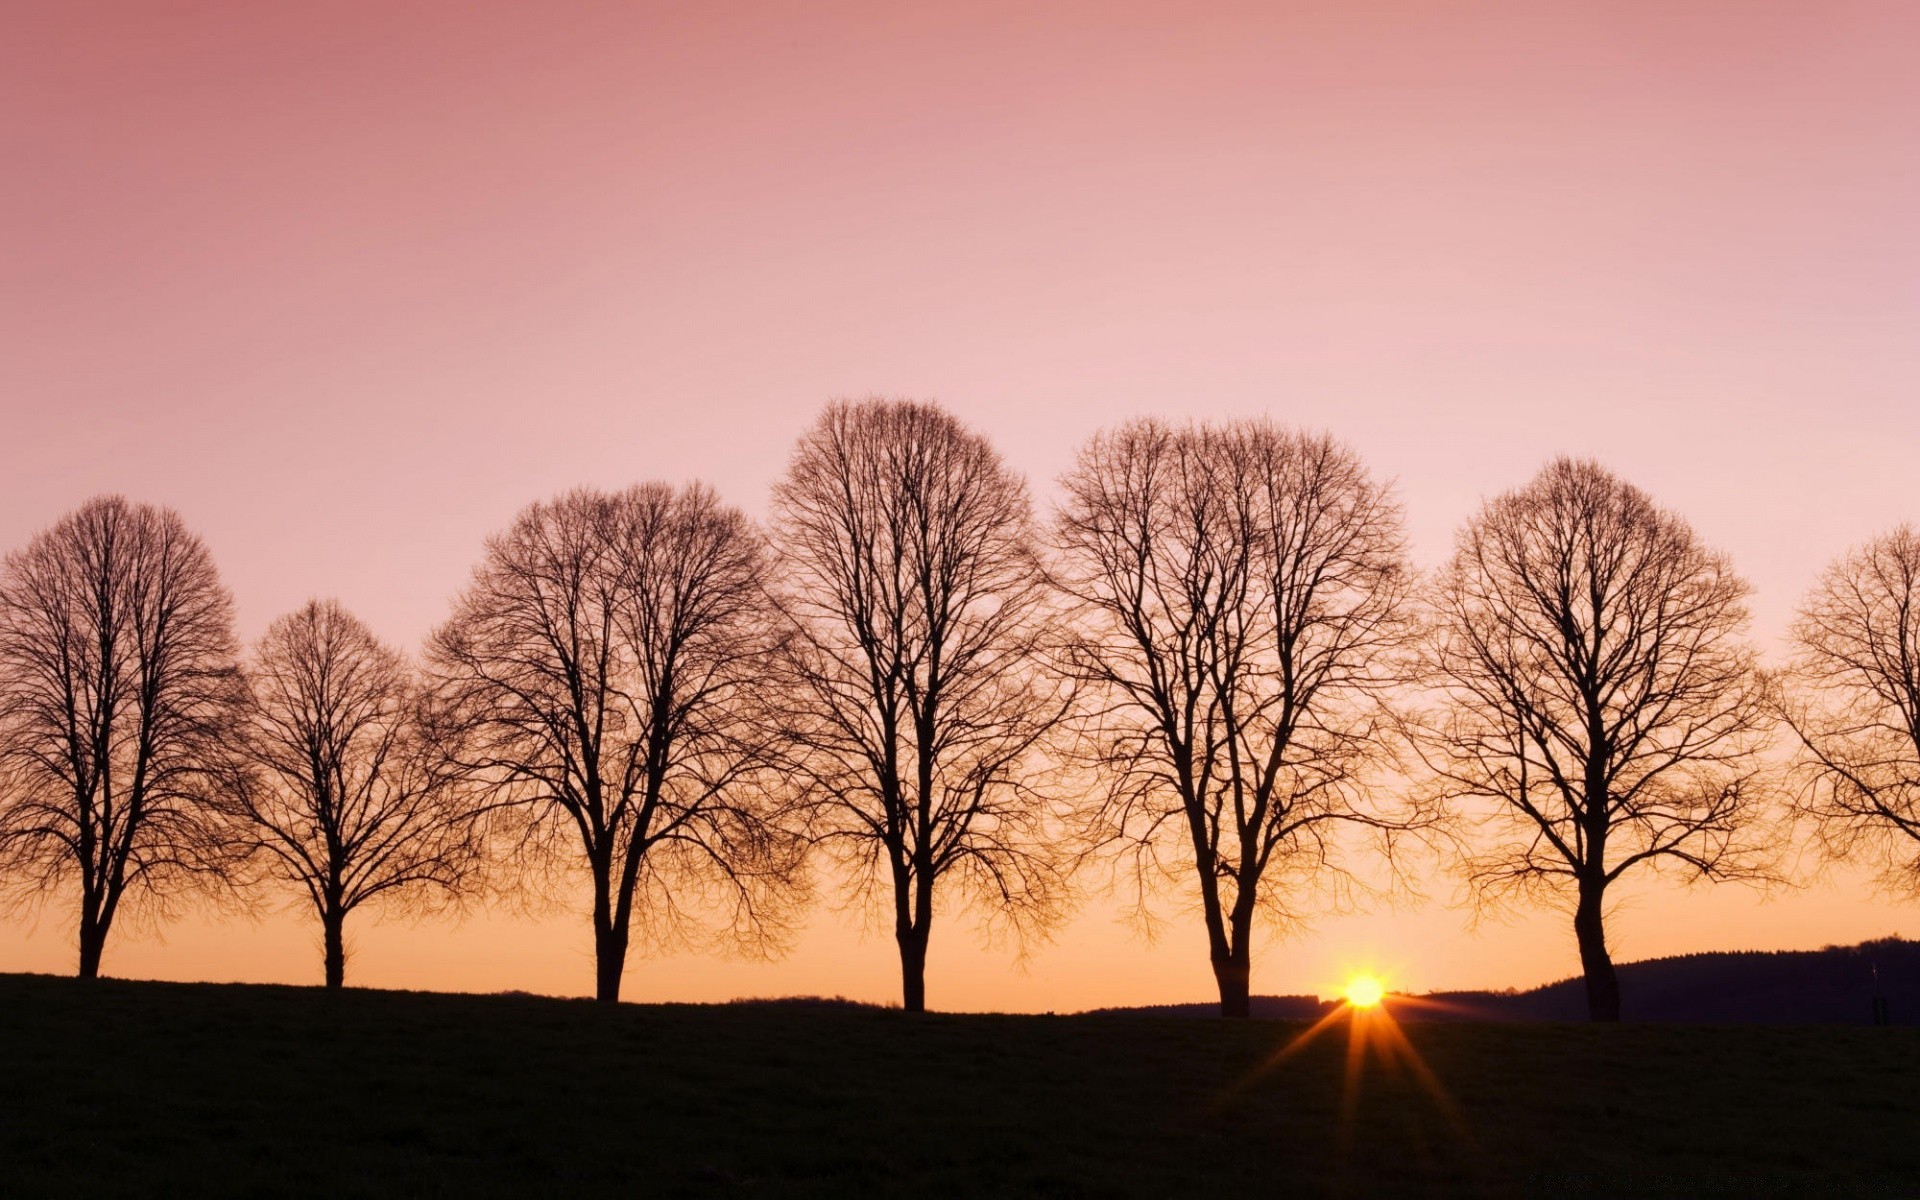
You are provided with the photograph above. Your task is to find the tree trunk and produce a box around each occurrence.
[897,927,928,1013]
[77,911,106,980]
[593,937,624,1004]
[322,909,346,990]
[590,859,628,1004]
[1212,954,1251,1019]
[593,921,627,1005]
[1574,881,1621,1022]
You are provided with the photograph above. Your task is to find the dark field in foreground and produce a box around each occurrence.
[1,975,1915,1197]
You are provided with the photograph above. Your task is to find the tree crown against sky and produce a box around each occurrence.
[1415,457,1776,1018]
[1050,417,1428,1016]
[426,483,801,1002]
[232,598,481,988]
[770,397,1069,1011]
[0,496,245,977]
[1777,525,1920,899]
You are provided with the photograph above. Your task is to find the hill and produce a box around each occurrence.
[1092,938,1920,1024]
[2,972,1917,1196]
[1083,993,1334,1020]
[1429,938,1920,1023]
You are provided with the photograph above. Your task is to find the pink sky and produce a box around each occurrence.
[3,0,1919,1008]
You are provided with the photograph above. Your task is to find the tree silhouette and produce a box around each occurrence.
[233,599,480,988]
[428,484,796,1003]
[771,398,1067,1012]
[1417,459,1772,1021]
[0,496,243,977]
[1052,419,1418,1017]
[1777,526,1920,898]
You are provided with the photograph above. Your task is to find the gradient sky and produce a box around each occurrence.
[4,0,1919,1009]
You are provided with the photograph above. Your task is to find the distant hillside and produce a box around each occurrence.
[1084,994,1334,1020]
[1428,937,1920,1024]
[1089,938,1920,1024]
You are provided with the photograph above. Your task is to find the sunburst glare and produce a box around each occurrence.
[1344,975,1386,1009]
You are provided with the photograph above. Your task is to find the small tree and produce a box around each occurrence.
[1777,526,1920,896]
[1052,419,1417,1017]
[772,398,1067,1012]
[235,599,479,988]
[1418,459,1772,1021]
[0,496,243,977]
[429,483,795,1003]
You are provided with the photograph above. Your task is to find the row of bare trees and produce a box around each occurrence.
[4,399,1920,1021]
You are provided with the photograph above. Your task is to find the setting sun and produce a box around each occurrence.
[1344,976,1386,1009]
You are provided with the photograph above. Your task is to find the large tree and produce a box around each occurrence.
[428,484,795,1003]
[1776,526,1920,896]
[1052,419,1417,1017]
[1419,458,1771,1021]
[234,599,480,988]
[772,398,1066,1013]
[0,496,243,977]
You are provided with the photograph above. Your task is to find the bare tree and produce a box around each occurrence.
[1776,526,1920,898]
[428,483,795,1003]
[771,398,1066,1013]
[0,496,243,977]
[1417,458,1771,1021]
[1052,419,1416,1018]
[233,599,479,988]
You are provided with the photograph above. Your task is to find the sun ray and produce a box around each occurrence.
[1339,1004,1370,1132]
[1222,972,1483,1170]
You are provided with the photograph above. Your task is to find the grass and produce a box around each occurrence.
[1,974,1916,1197]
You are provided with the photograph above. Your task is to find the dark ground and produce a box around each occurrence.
[1,973,1915,1197]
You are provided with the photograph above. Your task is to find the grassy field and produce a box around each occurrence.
[1,974,1915,1197]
